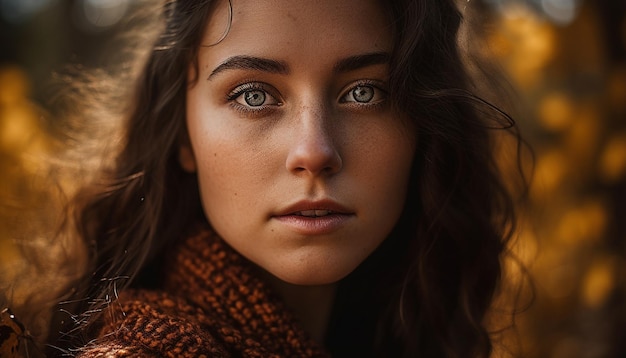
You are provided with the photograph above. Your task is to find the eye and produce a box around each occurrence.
[350,86,375,103]
[242,90,267,106]
[340,81,387,105]
[228,82,281,108]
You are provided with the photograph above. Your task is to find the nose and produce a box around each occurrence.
[285,105,342,176]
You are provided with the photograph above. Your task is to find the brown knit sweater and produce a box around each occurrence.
[77,228,329,357]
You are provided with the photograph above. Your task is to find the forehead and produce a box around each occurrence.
[200,0,392,63]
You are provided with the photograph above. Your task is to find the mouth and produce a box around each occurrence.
[272,200,354,235]
[273,211,353,235]
[273,199,353,218]
[292,210,336,217]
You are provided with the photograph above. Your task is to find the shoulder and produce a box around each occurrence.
[77,289,230,357]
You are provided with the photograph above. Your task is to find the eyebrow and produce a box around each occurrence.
[208,51,390,79]
[333,52,390,73]
[209,56,289,79]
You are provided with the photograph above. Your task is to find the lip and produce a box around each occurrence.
[272,199,354,235]
[274,199,352,216]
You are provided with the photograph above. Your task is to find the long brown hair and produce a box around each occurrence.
[47,0,525,356]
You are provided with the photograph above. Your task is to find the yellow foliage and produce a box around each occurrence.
[555,201,607,245]
[599,133,626,183]
[0,67,30,105]
[0,67,49,160]
[564,104,601,172]
[530,150,568,201]
[581,257,616,309]
[0,65,56,301]
[487,3,556,89]
[537,92,575,132]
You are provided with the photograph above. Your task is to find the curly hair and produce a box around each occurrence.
[43,0,524,357]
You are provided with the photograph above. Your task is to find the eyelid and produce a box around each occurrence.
[226,81,283,118]
[226,81,281,103]
[338,79,388,104]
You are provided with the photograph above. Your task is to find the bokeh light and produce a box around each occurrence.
[483,1,626,356]
[75,0,131,31]
[540,0,580,25]
[483,0,582,25]
[0,0,55,23]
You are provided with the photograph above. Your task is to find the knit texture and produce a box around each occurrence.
[77,227,329,357]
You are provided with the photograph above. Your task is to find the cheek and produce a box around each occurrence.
[353,124,415,201]
[355,128,415,239]
[186,87,280,237]
[194,139,256,225]
[190,126,280,239]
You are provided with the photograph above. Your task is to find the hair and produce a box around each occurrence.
[38,0,525,357]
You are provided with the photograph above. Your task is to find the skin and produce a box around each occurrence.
[181,0,416,339]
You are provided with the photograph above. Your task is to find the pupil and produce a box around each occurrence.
[353,86,374,103]
[245,90,266,106]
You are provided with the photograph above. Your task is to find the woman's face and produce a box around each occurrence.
[182,0,415,285]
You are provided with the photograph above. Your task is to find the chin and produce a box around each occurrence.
[274,275,344,287]
[268,263,357,286]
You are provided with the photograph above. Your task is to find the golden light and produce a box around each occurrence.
[0,66,49,158]
[541,254,578,300]
[599,133,626,183]
[607,66,626,110]
[554,201,607,245]
[564,104,601,171]
[581,257,616,309]
[487,3,556,89]
[537,92,575,132]
[0,67,30,105]
[530,150,569,201]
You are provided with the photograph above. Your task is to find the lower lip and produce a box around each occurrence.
[273,214,353,235]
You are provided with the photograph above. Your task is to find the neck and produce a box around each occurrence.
[262,273,337,345]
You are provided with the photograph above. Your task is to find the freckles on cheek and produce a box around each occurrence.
[199,148,231,184]
[197,139,252,193]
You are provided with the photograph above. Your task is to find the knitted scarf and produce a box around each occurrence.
[78,227,329,357]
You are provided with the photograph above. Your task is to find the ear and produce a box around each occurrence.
[178,142,197,172]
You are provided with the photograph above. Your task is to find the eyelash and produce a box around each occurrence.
[339,79,388,109]
[225,79,388,117]
[226,82,282,117]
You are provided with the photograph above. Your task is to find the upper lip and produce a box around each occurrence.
[273,199,353,217]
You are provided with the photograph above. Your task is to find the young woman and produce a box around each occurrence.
[9,0,524,356]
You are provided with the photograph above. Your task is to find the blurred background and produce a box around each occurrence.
[0,0,625,357]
